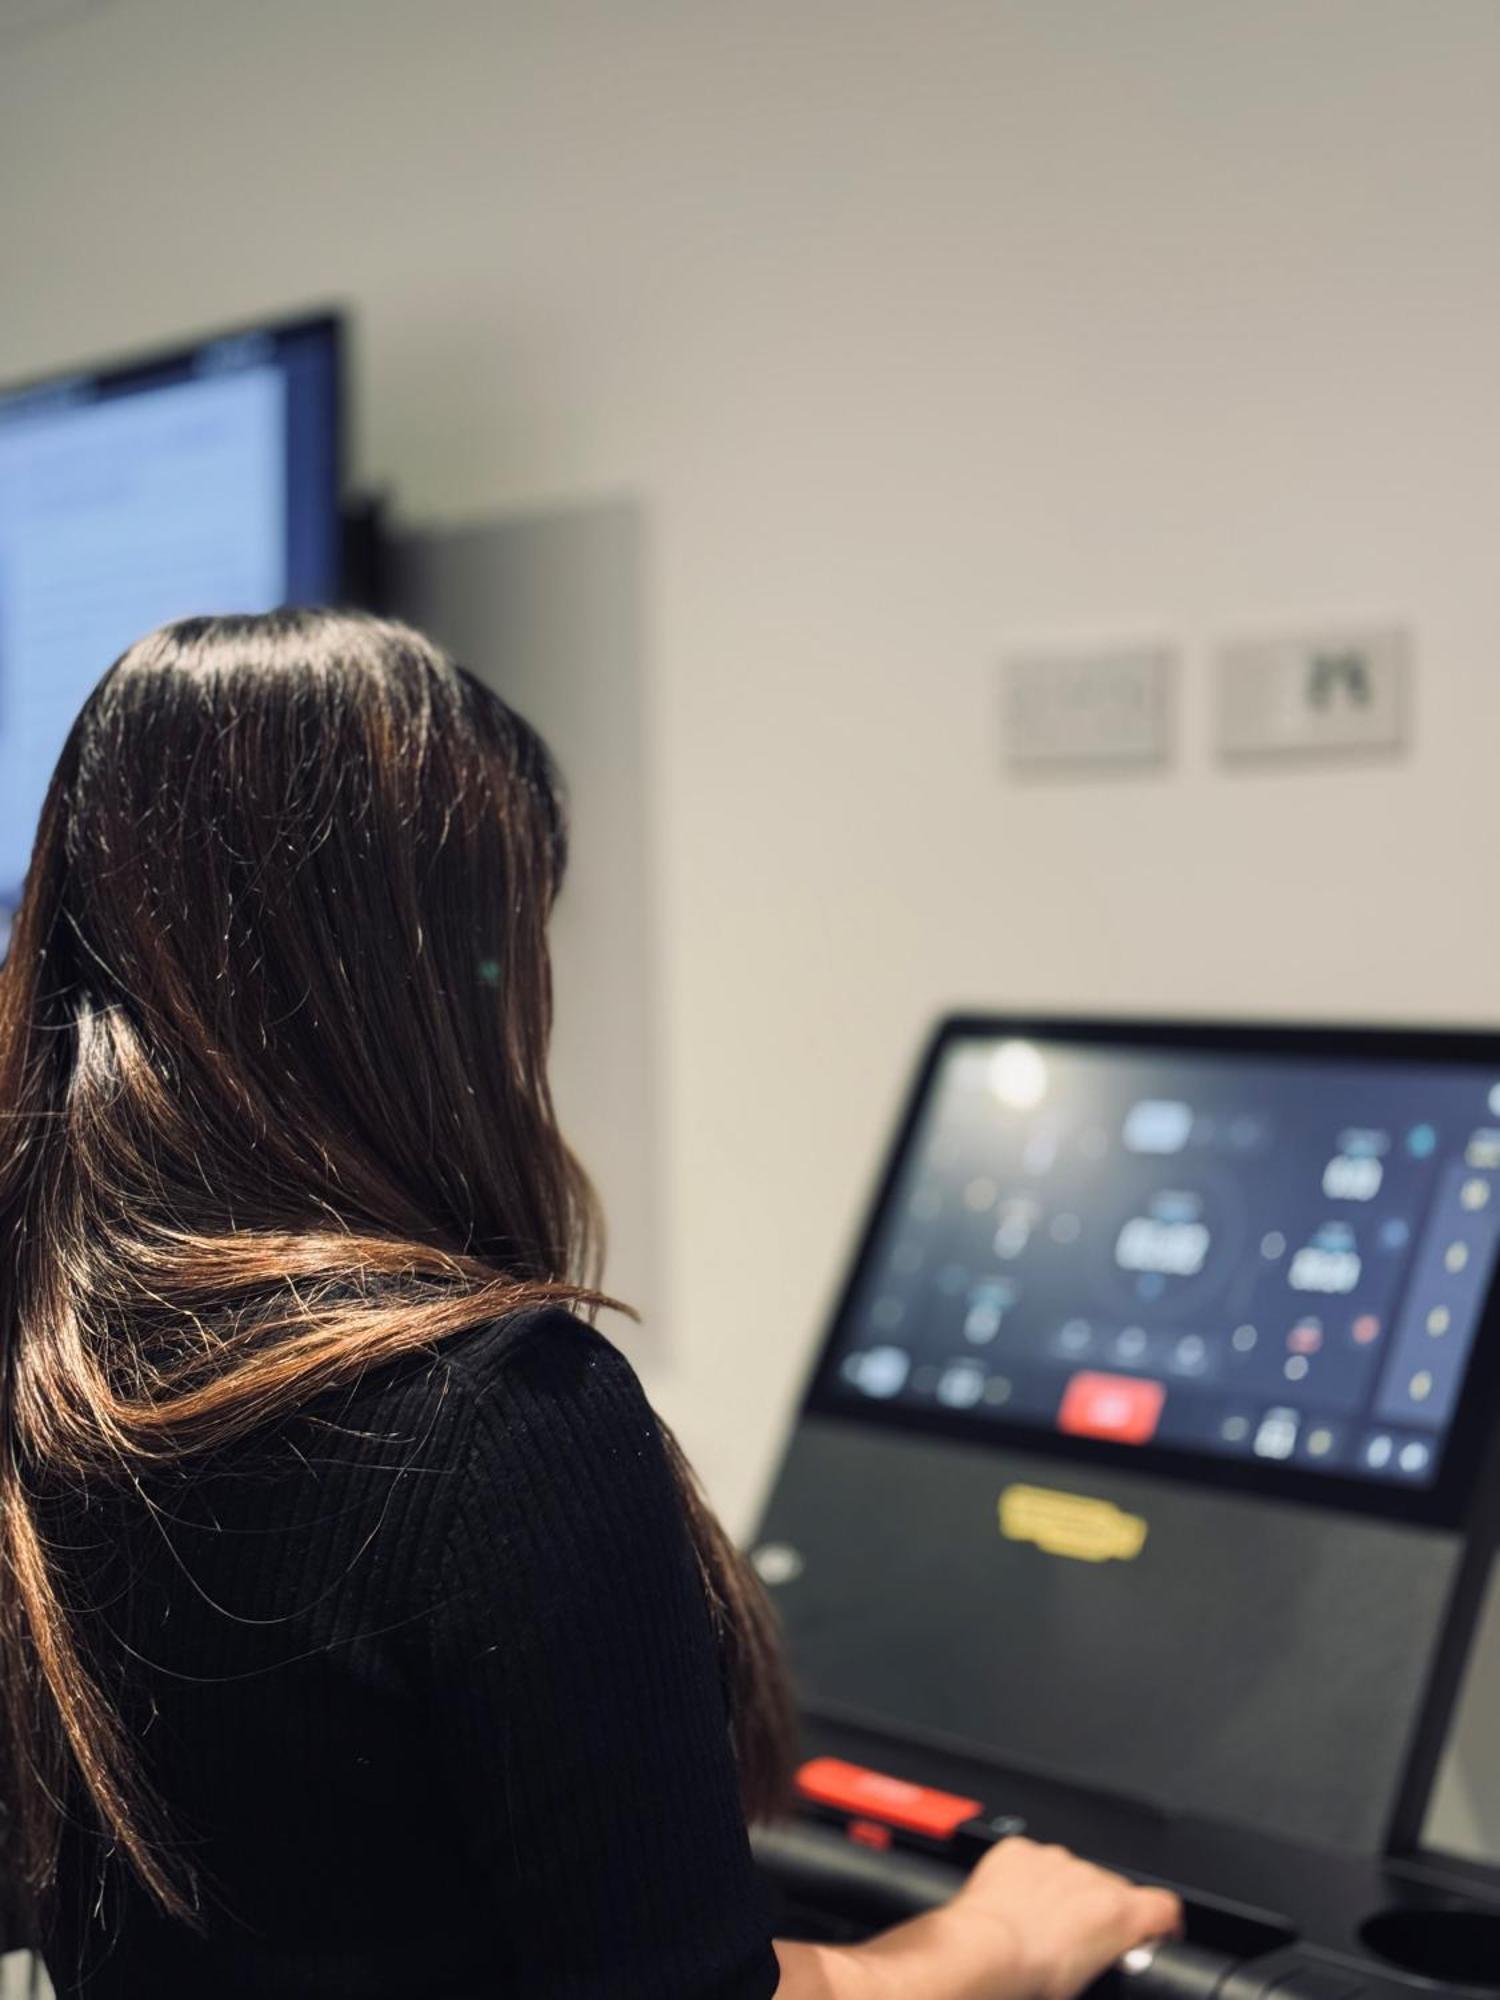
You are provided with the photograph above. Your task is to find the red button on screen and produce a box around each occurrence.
[797,1758,983,1840]
[1057,1371,1165,1445]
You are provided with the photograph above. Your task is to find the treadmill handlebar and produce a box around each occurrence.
[751,1821,1267,1999]
[752,1817,968,1920]
[1116,1938,1241,1998]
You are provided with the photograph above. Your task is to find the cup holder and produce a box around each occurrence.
[1361,1907,1500,1991]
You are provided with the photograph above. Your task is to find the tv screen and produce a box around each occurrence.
[0,312,343,953]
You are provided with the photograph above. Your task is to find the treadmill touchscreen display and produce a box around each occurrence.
[822,1034,1500,1490]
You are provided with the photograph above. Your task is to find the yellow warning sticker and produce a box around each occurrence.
[999,1484,1148,1564]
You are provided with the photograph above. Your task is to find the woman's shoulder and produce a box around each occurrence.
[162,1308,654,1582]
[332,1302,647,1443]
[440,1301,637,1394]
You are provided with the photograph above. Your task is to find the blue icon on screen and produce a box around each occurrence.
[1406,1124,1438,1159]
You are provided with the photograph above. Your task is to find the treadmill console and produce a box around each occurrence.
[814,1028,1500,1515]
[753,1019,1500,1995]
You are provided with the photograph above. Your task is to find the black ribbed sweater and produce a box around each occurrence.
[42,1308,781,1998]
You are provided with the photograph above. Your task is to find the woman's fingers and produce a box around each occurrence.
[958,1836,1185,2000]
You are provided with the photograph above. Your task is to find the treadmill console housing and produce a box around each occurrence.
[755,1019,1500,1856]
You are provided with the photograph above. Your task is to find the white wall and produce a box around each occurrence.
[5,0,1500,1854]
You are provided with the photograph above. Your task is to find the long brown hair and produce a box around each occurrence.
[0,609,792,1919]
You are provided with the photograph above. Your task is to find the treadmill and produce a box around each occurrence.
[750,1017,1500,1997]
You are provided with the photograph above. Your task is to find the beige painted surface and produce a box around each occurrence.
[387,503,665,1348]
[0,1955,42,2000]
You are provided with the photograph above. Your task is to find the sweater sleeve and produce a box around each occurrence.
[425,1311,781,2000]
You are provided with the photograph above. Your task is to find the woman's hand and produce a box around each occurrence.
[775,1834,1183,2000]
[931,1835,1183,1999]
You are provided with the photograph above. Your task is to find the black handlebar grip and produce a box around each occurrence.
[1107,1938,1240,1999]
[750,1818,965,1923]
